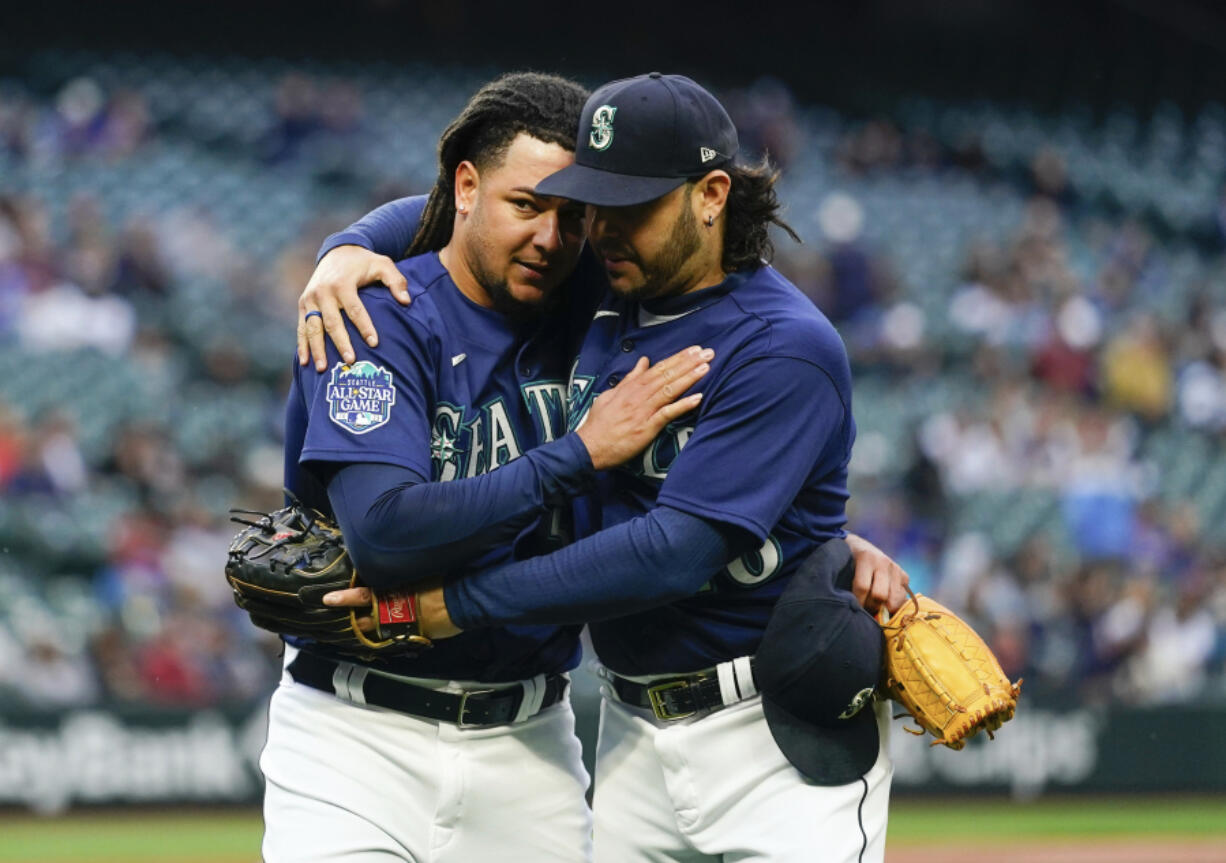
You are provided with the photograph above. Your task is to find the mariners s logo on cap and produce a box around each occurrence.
[589,104,617,151]
[538,74,740,207]
[838,686,875,720]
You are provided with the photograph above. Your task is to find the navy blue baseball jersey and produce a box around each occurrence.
[284,251,584,681]
[568,266,855,673]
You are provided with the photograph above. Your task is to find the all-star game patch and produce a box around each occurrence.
[326,360,396,434]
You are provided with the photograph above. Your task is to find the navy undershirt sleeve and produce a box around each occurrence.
[322,433,595,590]
[316,195,428,263]
[445,507,754,628]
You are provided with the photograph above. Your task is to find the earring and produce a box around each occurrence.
[706,215,715,227]
[457,204,467,213]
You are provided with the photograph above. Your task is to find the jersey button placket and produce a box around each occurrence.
[609,340,635,386]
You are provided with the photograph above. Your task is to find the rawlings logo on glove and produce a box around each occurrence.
[225,500,432,658]
[881,589,1021,750]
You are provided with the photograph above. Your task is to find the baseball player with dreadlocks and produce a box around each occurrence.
[262,71,722,863]
[297,74,907,863]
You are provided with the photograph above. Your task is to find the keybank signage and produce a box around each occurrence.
[1,703,1223,811]
[890,708,1101,797]
[0,708,268,813]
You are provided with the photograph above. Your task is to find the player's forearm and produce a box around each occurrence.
[315,195,427,263]
[445,506,744,628]
[326,435,595,589]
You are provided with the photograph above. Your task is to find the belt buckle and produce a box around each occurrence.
[456,688,499,728]
[646,679,694,721]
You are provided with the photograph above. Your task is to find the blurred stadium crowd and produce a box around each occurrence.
[1,53,1224,712]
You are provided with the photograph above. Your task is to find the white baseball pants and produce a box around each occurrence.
[590,694,892,863]
[259,651,593,863]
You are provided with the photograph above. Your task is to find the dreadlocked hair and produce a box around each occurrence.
[406,72,589,257]
[720,155,801,272]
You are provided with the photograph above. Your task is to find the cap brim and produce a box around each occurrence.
[535,162,686,207]
[762,695,881,787]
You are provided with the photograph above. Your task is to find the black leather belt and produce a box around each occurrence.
[287,650,568,728]
[610,661,758,721]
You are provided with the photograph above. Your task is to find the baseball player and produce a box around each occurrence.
[264,71,718,863]
[303,74,901,863]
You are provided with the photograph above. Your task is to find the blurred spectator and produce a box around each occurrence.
[1101,313,1173,422]
[137,623,216,706]
[17,411,88,497]
[161,499,240,610]
[101,89,151,158]
[949,252,1051,352]
[814,192,888,329]
[1178,353,1226,430]
[95,507,171,616]
[0,197,57,336]
[55,77,109,157]
[18,637,100,708]
[1031,296,1100,396]
[920,407,1016,494]
[261,72,368,169]
[90,625,146,703]
[1126,582,1218,703]
[1059,407,1145,561]
[1094,574,1155,692]
[17,237,137,357]
[0,400,29,488]
[110,219,170,300]
[102,423,186,503]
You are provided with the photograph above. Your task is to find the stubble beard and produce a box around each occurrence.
[462,208,551,325]
[609,203,703,303]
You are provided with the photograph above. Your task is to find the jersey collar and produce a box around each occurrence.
[633,271,747,328]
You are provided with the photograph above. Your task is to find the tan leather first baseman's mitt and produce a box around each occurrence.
[881,590,1021,750]
[226,500,432,657]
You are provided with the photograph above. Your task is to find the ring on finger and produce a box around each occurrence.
[304,310,323,323]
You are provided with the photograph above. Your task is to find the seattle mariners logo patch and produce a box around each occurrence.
[589,105,617,150]
[838,686,876,720]
[326,361,396,434]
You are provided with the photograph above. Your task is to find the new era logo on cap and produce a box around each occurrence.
[700,147,718,163]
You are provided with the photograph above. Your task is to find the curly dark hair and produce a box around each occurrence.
[718,156,801,272]
[405,72,589,257]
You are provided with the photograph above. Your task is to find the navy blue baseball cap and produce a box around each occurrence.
[535,72,739,207]
[754,538,885,786]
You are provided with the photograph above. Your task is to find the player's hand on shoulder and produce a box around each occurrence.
[298,245,410,371]
[845,532,910,615]
[576,346,713,471]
